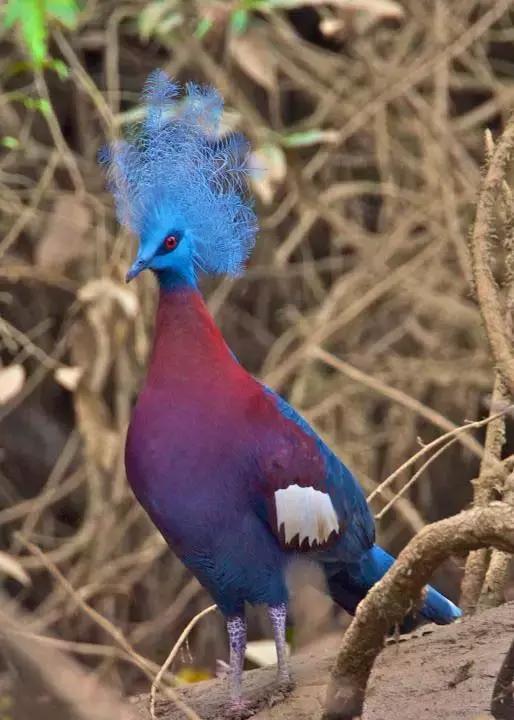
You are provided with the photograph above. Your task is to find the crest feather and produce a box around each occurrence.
[142,69,180,132]
[100,70,258,277]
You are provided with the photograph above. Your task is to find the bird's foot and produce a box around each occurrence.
[278,673,295,692]
[225,699,253,719]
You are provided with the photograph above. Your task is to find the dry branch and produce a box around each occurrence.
[491,634,514,720]
[0,593,136,720]
[150,605,216,720]
[469,111,514,395]
[479,469,514,611]
[2,0,514,701]
[461,376,508,613]
[322,503,514,720]
[462,113,514,611]
[310,346,485,459]
[134,601,514,720]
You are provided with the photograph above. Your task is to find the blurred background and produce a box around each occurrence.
[1,0,514,703]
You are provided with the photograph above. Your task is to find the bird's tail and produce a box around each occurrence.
[324,544,461,626]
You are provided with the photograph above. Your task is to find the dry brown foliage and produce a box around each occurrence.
[1,1,514,717]
[323,96,514,720]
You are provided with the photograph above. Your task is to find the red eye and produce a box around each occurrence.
[164,234,178,251]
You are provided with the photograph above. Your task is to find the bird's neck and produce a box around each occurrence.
[155,266,197,291]
[145,285,235,388]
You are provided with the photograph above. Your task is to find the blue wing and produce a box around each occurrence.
[248,383,461,625]
[255,384,375,563]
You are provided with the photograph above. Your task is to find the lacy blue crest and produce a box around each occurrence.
[100,70,258,277]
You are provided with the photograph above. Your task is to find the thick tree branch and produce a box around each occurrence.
[322,503,514,720]
[461,376,507,612]
[478,469,514,610]
[492,634,514,719]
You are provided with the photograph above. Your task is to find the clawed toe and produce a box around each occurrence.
[225,699,253,719]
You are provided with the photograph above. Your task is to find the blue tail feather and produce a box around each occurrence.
[324,545,461,626]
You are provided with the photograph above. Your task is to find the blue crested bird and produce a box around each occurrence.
[101,70,461,716]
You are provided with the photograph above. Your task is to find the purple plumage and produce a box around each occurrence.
[101,71,461,715]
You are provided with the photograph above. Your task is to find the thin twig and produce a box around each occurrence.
[469,110,514,395]
[311,346,484,458]
[367,408,510,506]
[374,437,458,521]
[150,605,217,720]
[34,70,85,195]
[16,536,160,682]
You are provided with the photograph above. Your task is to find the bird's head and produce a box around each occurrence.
[100,71,258,289]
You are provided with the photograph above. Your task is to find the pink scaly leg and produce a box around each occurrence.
[268,603,291,687]
[226,614,250,717]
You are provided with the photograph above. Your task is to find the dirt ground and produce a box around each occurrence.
[133,602,514,720]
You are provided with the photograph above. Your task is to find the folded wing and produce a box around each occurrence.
[252,384,375,561]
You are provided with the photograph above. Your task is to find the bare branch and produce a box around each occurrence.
[322,503,514,720]
[0,593,136,720]
[491,634,514,720]
[478,469,514,611]
[469,111,514,395]
[461,377,508,613]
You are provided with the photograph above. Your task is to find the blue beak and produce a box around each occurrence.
[125,258,146,283]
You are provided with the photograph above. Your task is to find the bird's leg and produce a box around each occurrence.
[267,603,291,688]
[226,614,248,715]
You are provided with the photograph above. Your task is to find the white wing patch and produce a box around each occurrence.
[275,485,339,547]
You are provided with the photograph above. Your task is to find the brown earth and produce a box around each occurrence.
[133,602,514,720]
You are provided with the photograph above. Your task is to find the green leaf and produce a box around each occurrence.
[4,0,47,65]
[4,0,20,29]
[46,57,70,79]
[24,96,51,116]
[1,136,19,149]
[230,8,250,34]
[3,0,80,66]
[46,0,80,28]
[238,0,288,8]
[158,11,183,34]
[266,0,306,7]
[280,129,339,148]
[20,1,47,65]
[138,1,183,41]
[36,98,51,116]
[241,0,269,9]
[194,16,213,39]
[138,1,170,41]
